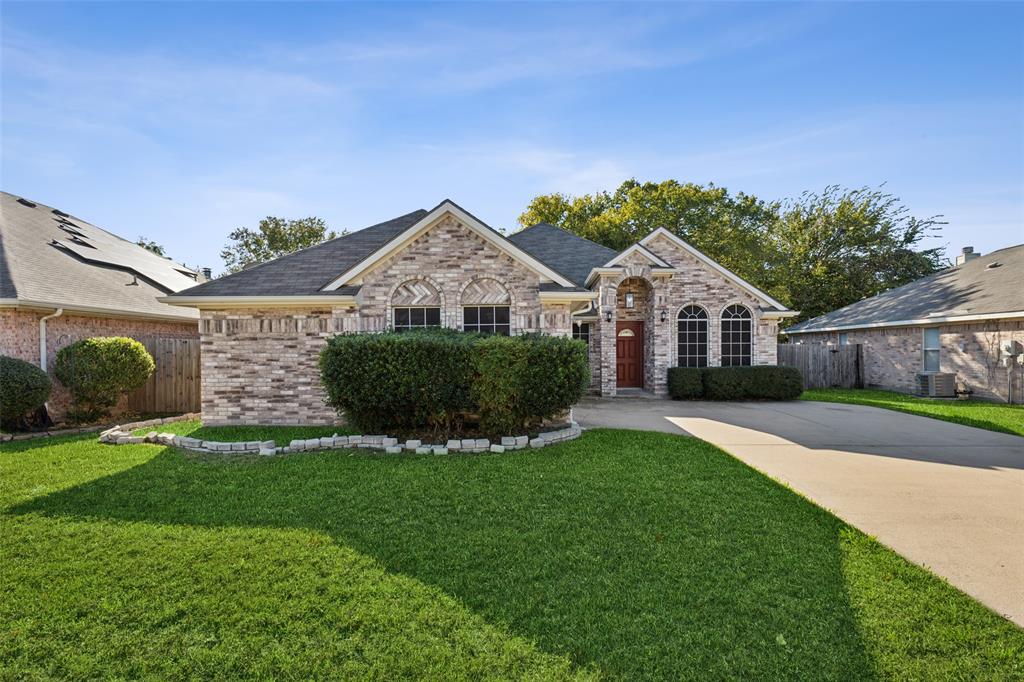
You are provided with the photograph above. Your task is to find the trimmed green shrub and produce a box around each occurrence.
[319,330,476,435]
[701,366,803,401]
[667,367,704,400]
[319,330,589,437]
[54,337,155,422]
[472,334,589,435]
[0,355,52,427]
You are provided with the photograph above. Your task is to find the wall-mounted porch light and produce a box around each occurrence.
[660,309,667,323]
[605,309,613,323]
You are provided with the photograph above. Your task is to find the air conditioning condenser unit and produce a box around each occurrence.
[916,373,956,398]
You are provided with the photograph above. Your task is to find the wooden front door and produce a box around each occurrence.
[616,321,644,388]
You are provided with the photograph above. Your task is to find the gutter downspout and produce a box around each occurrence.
[39,308,63,372]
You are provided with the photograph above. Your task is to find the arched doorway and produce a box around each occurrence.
[615,277,652,388]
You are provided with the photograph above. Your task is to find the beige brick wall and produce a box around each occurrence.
[0,309,198,422]
[199,307,349,426]
[796,318,1024,403]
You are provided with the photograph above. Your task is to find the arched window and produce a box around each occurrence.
[677,305,708,367]
[720,304,752,366]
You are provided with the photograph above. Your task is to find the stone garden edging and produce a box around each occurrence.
[2,413,200,443]
[98,421,583,456]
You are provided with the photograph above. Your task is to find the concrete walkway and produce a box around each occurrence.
[574,397,1024,625]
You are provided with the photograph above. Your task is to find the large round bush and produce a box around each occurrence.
[54,337,155,421]
[0,355,52,426]
[319,330,589,437]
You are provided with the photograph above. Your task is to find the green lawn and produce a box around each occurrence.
[1,430,1021,680]
[132,419,354,446]
[801,388,1024,437]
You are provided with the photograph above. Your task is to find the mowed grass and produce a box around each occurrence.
[802,388,1024,437]
[132,419,354,445]
[2,430,1022,680]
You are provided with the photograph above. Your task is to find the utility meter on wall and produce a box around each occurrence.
[1001,340,1023,367]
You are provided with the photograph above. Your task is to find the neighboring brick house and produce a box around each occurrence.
[164,200,795,425]
[0,192,200,421]
[786,244,1024,403]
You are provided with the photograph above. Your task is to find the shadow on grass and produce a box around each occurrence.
[7,429,892,679]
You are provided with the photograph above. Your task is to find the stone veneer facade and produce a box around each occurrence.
[794,318,1024,403]
[196,216,784,424]
[0,309,198,422]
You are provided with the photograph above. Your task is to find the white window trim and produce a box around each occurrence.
[922,327,941,373]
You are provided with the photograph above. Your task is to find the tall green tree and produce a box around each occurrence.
[220,216,344,273]
[518,180,946,326]
[518,179,783,298]
[771,185,946,323]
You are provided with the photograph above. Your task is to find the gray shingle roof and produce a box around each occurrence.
[172,209,429,297]
[787,244,1024,333]
[507,222,618,287]
[0,192,199,320]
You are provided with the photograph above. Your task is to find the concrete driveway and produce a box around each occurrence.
[574,397,1024,625]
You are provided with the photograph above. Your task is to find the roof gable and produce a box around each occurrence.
[640,228,789,311]
[321,200,576,290]
[603,243,672,268]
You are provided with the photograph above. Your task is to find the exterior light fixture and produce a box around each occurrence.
[660,309,667,323]
[625,292,635,309]
[605,309,613,323]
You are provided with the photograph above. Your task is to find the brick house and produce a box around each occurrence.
[786,244,1024,403]
[164,200,795,425]
[0,192,201,421]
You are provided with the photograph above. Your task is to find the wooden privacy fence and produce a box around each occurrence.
[777,343,863,389]
[127,337,201,414]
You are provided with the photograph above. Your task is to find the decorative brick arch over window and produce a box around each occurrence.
[460,278,512,335]
[720,303,752,366]
[389,277,443,331]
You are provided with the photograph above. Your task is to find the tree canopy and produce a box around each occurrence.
[220,216,344,273]
[135,236,166,256]
[518,179,945,324]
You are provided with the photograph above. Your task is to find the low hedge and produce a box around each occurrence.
[54,337,155,422]
[667,365,803,401]
[319,330,589,437]
[0,355,52,427]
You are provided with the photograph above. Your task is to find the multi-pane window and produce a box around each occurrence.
[838,332,849,346]
[720,304,752,366]
[677,305,708,367]
[572,322,591,346]
[463,306,510,335]
[393,306,441,331]
[923,327,940,372]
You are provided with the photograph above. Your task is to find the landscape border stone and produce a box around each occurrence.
[96,420,583,457]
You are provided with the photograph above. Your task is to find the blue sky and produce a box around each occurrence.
[3,2,1022,272]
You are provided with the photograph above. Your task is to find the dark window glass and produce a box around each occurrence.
[720,304,752,366]
[463,306,511,335]
[572,322,591,346]
[393,307,442,332]
[676,305,708,368]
